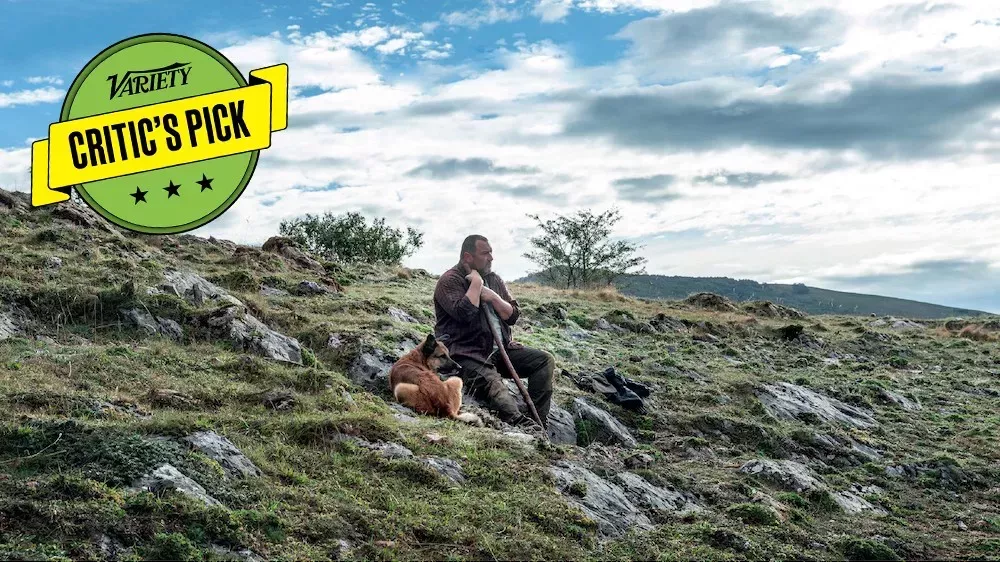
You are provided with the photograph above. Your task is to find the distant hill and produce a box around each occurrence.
[515,272,991,319]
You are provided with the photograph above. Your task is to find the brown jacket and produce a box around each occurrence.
[433,263,523,365]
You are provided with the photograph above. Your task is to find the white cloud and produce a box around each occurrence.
[221,33,381,91]
[3,2,990,309]
[0,87,63,109]
[188,15,1000,312]
[441,1,522,28]
[533,0,573,22]
[0,146,31,192]
[1,80,13,88]
[26,76,63,86]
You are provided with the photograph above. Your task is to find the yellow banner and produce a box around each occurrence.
[32,64,287,206]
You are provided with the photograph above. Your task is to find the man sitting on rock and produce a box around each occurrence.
[433,234,556,430]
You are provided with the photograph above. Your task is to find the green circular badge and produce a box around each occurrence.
[60,33,258,234]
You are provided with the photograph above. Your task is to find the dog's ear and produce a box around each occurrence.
[421,333,437,356]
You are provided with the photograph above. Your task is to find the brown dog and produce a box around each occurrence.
[388,333,483,426]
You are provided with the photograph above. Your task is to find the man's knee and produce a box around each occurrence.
[537,350,556,386]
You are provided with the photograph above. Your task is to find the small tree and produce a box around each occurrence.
[278,211,423,265]
[523,207,647,289]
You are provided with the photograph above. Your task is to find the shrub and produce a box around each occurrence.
[839,538,902,561]
[278,211,423,266]
[726,503,780,526]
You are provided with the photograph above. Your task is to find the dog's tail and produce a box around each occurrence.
[452,411,484,427]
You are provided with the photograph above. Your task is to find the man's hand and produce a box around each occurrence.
[465,269,483,287]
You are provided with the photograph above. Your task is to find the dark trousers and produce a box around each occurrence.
[455,346,555,427]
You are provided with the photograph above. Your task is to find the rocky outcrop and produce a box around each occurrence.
[0,310,23,340]
[879,389,921,411]
[206,305,303,365]
[294,280,329,296]
[757,382,877,429]
[870,317,924,331]
[129,464,224,508]
[348,347,396,392]
[550,461,652,537]
[550,461,701,538]
[738,458,888,516]
[354,438,466,485]
[743,300,806,319]
[154,268,244,308]
[183,431,262,479]
[572,398,638,448]
[684,292,739,313]
[546,404,577,445]
[121,308,183,341]
[387,306,419,324]
[739,459,824,493]
[261,236,325,273]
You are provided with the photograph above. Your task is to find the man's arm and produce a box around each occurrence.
[482,278,520,325]
[434,272,482,326]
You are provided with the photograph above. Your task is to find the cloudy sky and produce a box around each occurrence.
[2,0,1000,313]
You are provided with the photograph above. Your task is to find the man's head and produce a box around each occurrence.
[460,234,493,275]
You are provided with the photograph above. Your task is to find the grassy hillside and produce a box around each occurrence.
[2,189,1000,561]
[517,272,990,318]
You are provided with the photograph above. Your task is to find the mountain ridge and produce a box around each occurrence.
[514,271,991,319]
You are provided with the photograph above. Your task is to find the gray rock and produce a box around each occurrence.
[806,432,881,464]
[157,317,183,341]
[422,457,465,485]
[547,403,578,445]
[595,318,626,333]
[183,431,262,479]
[563,319,591,340]
[549,460,652,538]
[130,463,224,508]
[624,453,655,470]
[388,306,419,323]
[359,440,415,459]
[572,397,638,448]
[121,308,183,341]
[262,390,296,411]
[885,465,905,478]
[502,431,536,446]
[326,333,343,349]
[331,539,352,560]
[650,314,688,333]
[260,285,289,297]
[831,490,888,515]
[207,305,303,364]
[758,382,877,429]
[93,533,131,561]
[122,308,159,336]
[615,472,701,514]
[159,269,243,308]
[348,349,394,392]
[881,389,921,411]
[390,403,419,423]
[44,256,62,269]
[739,459,825,493]
[296,280,328,295]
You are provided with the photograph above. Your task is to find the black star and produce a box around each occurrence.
[164,180,181,198]
[130,186,148,204]
[197,173,214,191]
